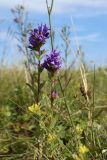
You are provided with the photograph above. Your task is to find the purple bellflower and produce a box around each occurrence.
[29,24,50,50]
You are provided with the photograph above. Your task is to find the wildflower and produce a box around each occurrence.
[47,133,57,142]
[42,50,62,74]
[79,144,89,154]
[28,104,41,114]
[29,24,50,50]
[51,91,58,99]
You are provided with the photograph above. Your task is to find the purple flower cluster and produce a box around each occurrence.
[29,24,50,50]
[28,24,62,73]
[42,50,62,73]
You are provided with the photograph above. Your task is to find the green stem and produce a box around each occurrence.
[50,77,54,108]
[46,0,54,51]
[37,50,41,104]
[49,13,54,50]
[92,64,95,120]
[91,64,96,146]
[36,50,41,160]
[46,0,54,108]
[58,77,79,151]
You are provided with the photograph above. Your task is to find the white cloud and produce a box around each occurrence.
[0,0,107,16]
[55,0,107,16]
[58,0,107,8]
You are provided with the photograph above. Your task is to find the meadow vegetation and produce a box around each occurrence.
[0,0,107,159]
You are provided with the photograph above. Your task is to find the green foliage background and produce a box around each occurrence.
[0,66,107,160]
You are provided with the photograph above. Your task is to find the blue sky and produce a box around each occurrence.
[0,0,107,66]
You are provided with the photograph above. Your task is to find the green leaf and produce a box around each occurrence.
[40,49,46,55]
[35,54,40,60]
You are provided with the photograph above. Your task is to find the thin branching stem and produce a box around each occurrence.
[46,0,54,50]
[46,0,54,108]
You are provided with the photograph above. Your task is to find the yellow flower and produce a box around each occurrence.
[28,104,41,114]
[72,154,81,160]
[47,133,56,142]
[76,125,83,134]
[79,145,89,154]
[75,156,81,160]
